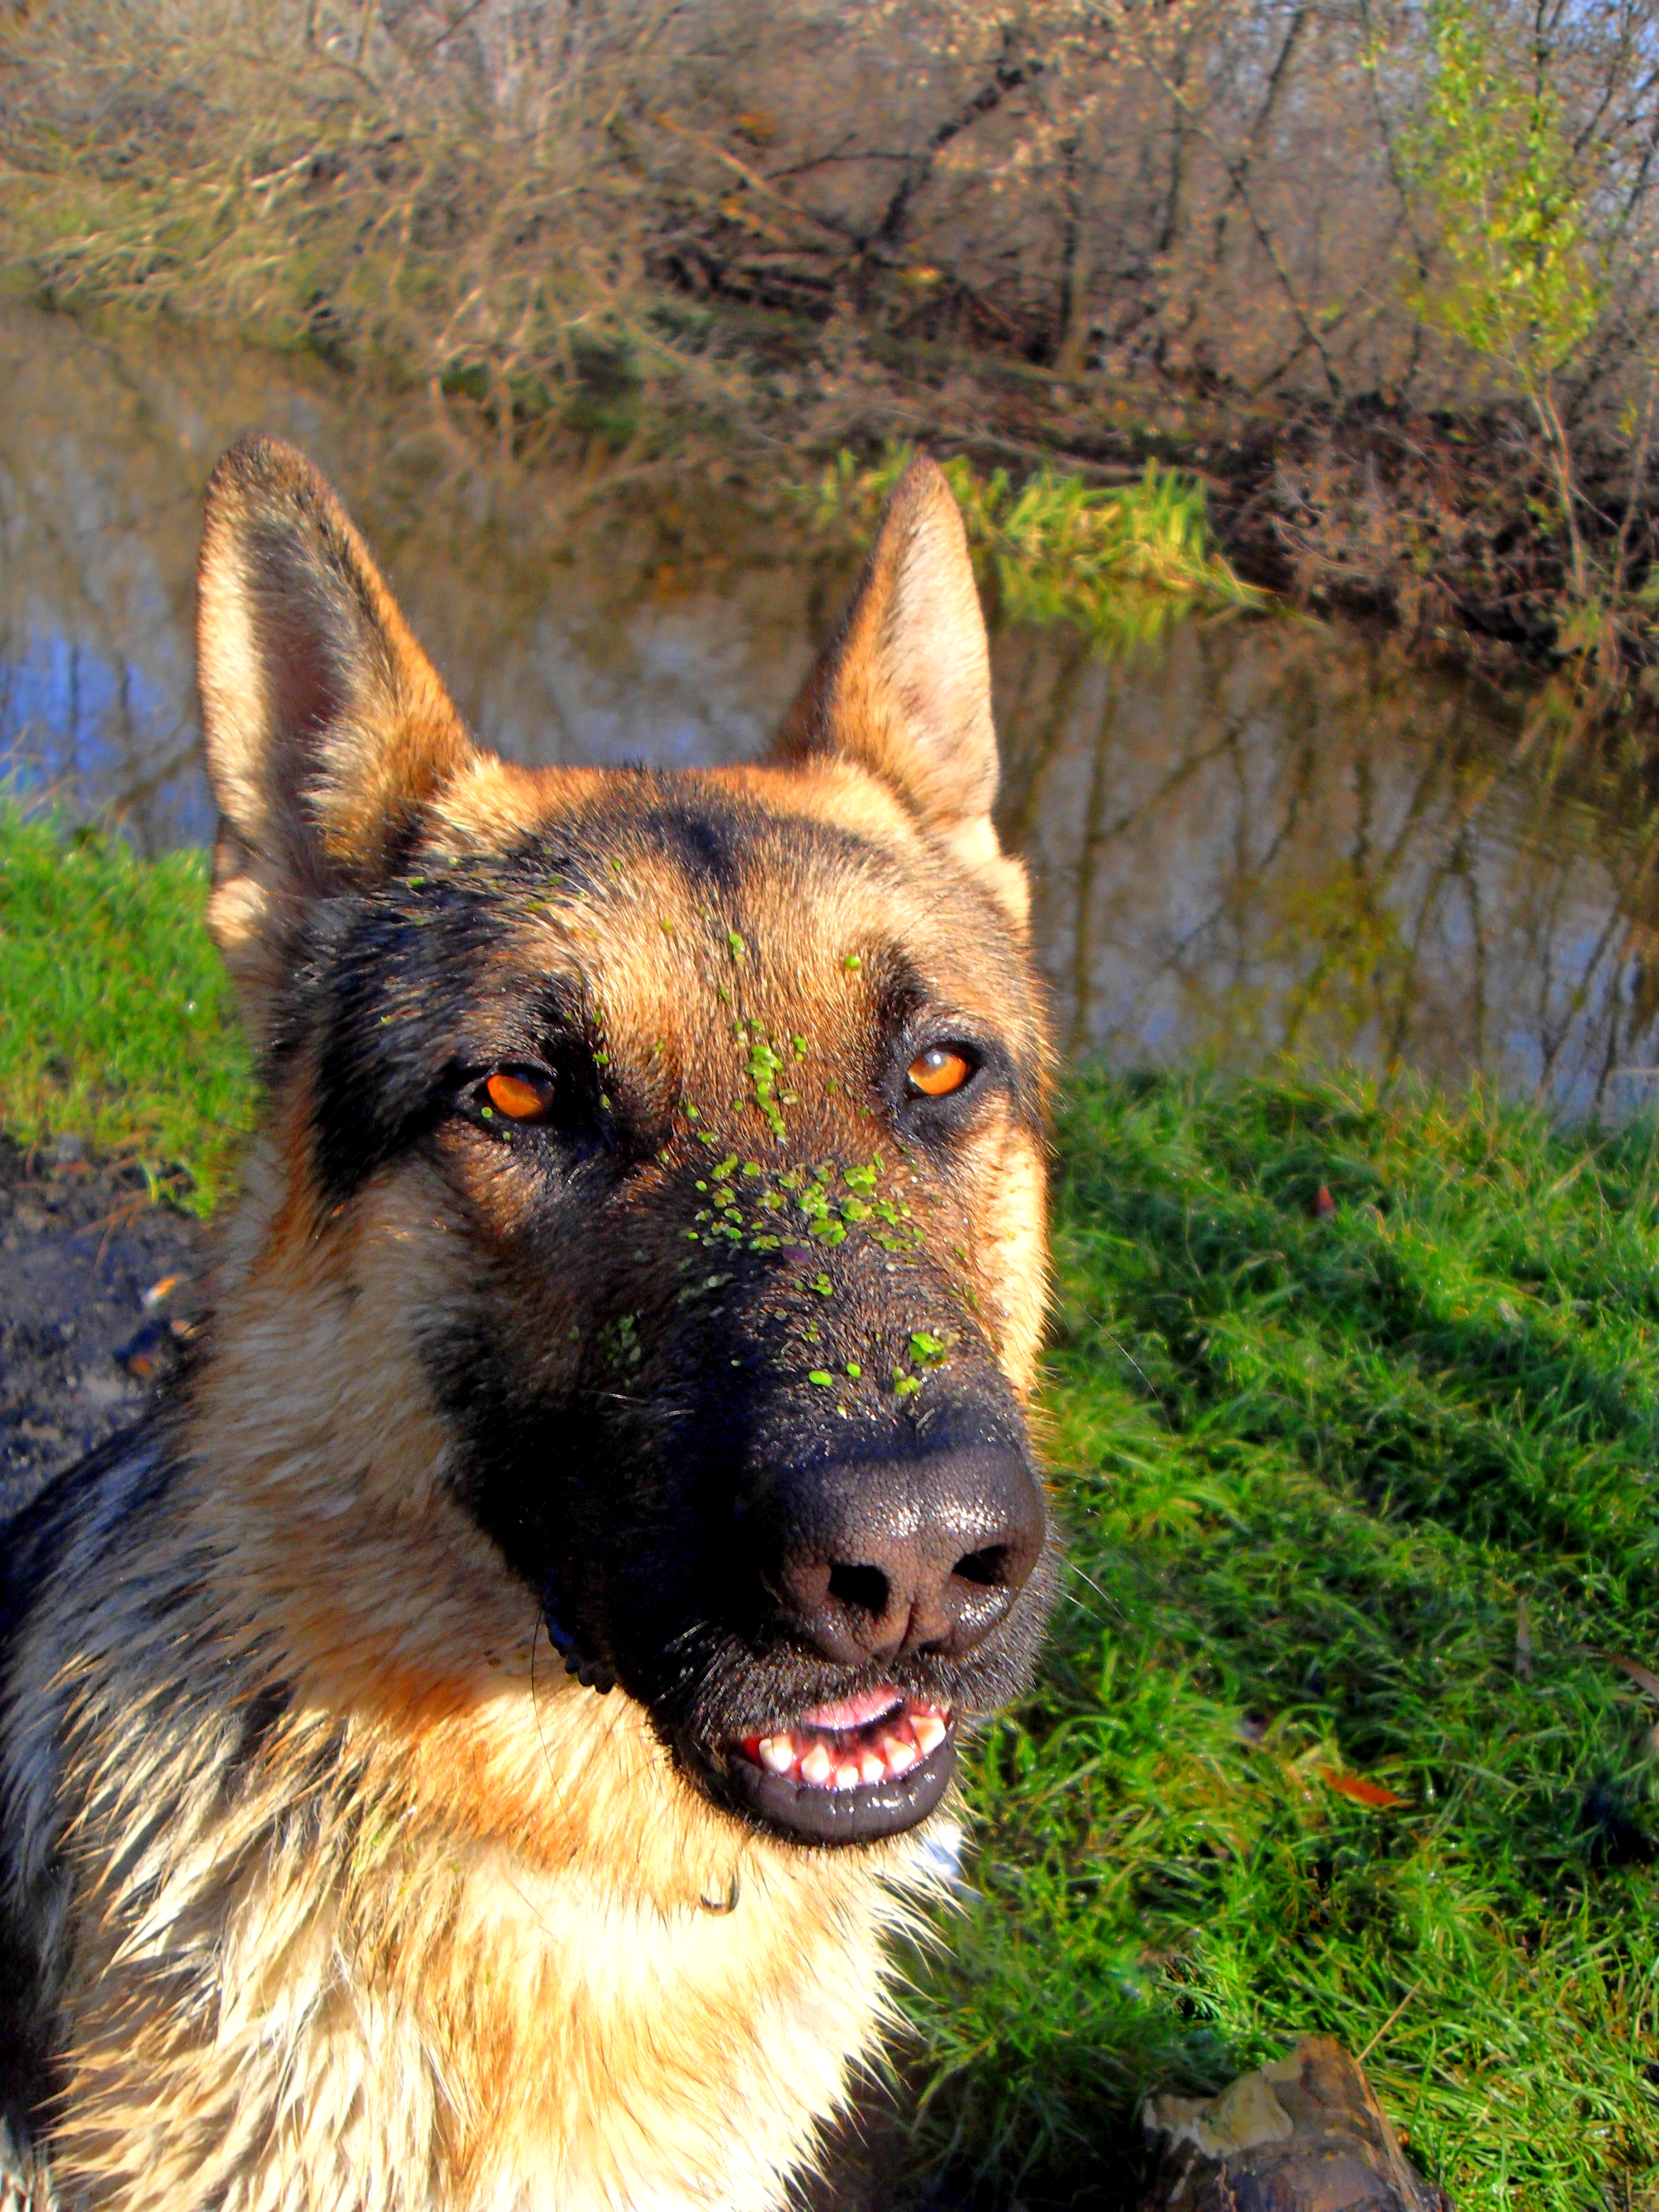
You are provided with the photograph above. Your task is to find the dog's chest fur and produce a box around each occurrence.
[1,1430,945,2212]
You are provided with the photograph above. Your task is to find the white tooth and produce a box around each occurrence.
[913,1714,948,1757]
[835,1759,862,1790]
[880,1733,919,1776]
[800,1742,833,1786]
[759,1735,796,1774]
[858,1748,885,1785]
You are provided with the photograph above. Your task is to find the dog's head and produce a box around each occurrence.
[196,437,1055,1850]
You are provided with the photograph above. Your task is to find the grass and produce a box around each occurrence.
[0,806,253,1211]
[811,446,1262,651]
[7,813,1659,2205]
[911,1072,1659,2208]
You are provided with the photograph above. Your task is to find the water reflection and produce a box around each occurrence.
[0,304,822,848]
[999,620,1659,1108]
[2,299,1655,1110]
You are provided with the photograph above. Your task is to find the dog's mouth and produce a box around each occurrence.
[714,1683,956,1845]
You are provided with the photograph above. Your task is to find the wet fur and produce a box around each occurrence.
[0,445,1052,2211]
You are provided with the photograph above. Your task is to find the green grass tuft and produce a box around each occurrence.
[811,445,1264,651]
[0,805,255,1211]
[909,1069,1659,2208]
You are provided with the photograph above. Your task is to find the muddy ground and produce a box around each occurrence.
[0,1138,207,1525]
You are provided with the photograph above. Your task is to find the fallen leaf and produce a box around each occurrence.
[1311,1184,1336,1218]
[141,1275,181,1312]
[1604,1652,1659,1704]
[1320,1768,1407,1809]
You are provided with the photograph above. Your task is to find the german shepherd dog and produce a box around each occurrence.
[0,440,1056,2211]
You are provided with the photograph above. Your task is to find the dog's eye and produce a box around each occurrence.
[482,1069,558,1124]
[906,1047,976,1099]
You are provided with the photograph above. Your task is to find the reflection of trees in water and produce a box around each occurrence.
[0,637,201,856]
[0,301,818,850]
[0,378,201,851]
[994,615,1659,1108]
[9,297,1659,1102]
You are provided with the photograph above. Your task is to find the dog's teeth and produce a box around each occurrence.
[751,1701,950,1791]
[879,1732,919,1776]
[800,1742,833,1786]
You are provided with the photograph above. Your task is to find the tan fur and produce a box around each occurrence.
[198,437,476,1025]
[774,461,1031,929]
[1,443,1050,2212]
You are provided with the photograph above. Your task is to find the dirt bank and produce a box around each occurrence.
[0,1141,206,1524]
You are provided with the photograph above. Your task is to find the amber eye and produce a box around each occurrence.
[906,1047,975,1099]
[483,1069,557,1123]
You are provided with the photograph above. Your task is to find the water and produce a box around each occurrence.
[4,300,1655,1112]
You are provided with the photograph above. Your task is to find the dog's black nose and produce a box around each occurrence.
[762,1445,1047,1664]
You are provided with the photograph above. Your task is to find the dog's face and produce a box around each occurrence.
[195,439,1055,1849]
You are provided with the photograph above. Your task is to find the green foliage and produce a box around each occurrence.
[811,446,1264,652]
[1397,0,1607,601]
[1404,0,1603,384]
[0,806,255,1210]
[909,1069,1659,2209]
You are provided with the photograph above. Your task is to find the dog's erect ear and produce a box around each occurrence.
[773,455,1027,923]
[196,434,476,1013]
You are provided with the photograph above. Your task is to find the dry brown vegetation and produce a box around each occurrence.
[2,0,1659,680]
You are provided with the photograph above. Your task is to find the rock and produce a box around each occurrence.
[1141,2038,1450,2212]
[54,1132,85,1166]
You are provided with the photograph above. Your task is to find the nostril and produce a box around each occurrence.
[827,1561,889,1618]
[952,1544,1011,1589]
[764,1444,1045,1664]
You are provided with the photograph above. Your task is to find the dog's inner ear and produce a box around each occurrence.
[773,455,1027,922]
[196,434,476,1013]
